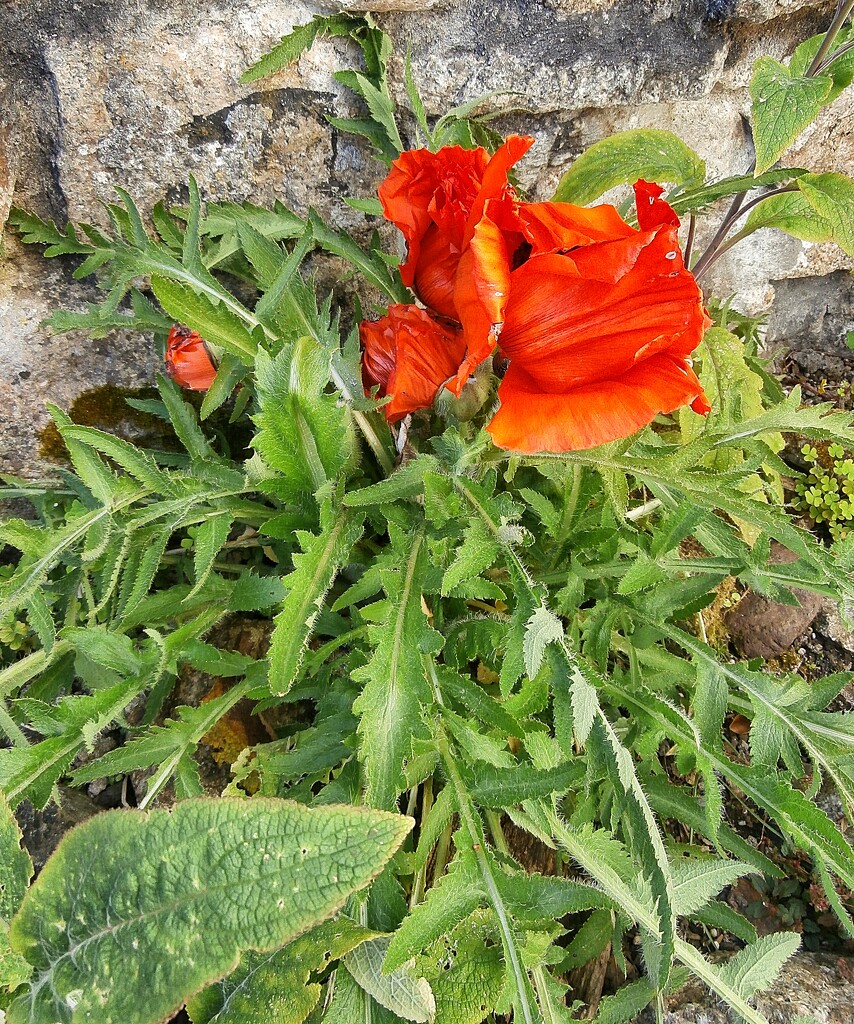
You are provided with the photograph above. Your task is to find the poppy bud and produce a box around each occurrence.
[165,325,216,391]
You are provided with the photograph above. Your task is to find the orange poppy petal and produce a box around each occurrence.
[413,222,461,319]
[450,204,512,394]
[499,227,706,391]
[516,200,637,254]
[359,305,467,422]
[633,180,680,231]
[461,135,534,248]
[487,353,709,453]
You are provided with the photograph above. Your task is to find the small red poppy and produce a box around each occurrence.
[165,325,216,391]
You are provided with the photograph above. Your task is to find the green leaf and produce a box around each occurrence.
[385,856,483,972]
[151,275,258,361]
[675,940,771,1024]
[186,515,235,601]
[268,508,363,695]
[670,859,753,916]
[8,799,411,1024]
[718,932,801,999]
[750,57,832,174]
[253,342,352,500]
[0,794,32,923]
[354,530,442,808]
[7,208,93,257]
[187,918,375,1024]
[797,172,854,256]
[61,626,140,676]
[790,29,854,100]
[240,14,359,84]
[0,684,139,808]
[345,935,435,1023]
[522,605,564,681]
[743,188,835,243]
[592,978,656,1024]
[552,129,705,205]
[418,915,504,1024]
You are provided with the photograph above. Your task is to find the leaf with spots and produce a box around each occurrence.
[6,798,411,1024]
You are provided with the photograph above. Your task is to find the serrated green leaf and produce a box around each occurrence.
[750,57,832,174]
[522,605,564,680]
[593,978,656,1024]
[151,275,258,360]
[797,171,854,256]
[253,342,352,500]
[719,932,801,999]
[353,531,442,809]
[268,508,363,695]
[8,799,411,1024]
[61,626,140,676]
[386,856,483,973]
[0,684,139,808]
[670,859,753,917]
[185,515,234,601]
[552,129,705,205]
[240,14,359,84]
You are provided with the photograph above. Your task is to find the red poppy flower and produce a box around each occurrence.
[379,136,534,319]
[165,325,216,391]
[360,305,466,423]
[366,139,710,452]
[458,182,710,452]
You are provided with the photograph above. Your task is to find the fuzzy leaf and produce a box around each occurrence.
[353,530,442,809]
[670,859,754,917]
[522,605,564,680]
[552,129,705,205]
[8,799,411,1024]
[797,171,854,256]
[253,342,352,500]
[345,935,435,1023]
[0,794,32,923]
[750,57,832,174]
[718,932,802,999]
[268,508,363,695]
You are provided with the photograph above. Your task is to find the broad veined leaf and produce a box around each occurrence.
[187,918,375,1024]
[797,172,854,256]
[0,795,33,993]
[8,799,412,1024]
[552,129,705,205]
[750,57,832,174]
[417,913,504,1024]
[345,935,435,1023]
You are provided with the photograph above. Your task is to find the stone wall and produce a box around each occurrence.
[1,0,852,473]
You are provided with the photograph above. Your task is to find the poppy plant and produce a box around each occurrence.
[165,324,217,391]
[362,139,710,454]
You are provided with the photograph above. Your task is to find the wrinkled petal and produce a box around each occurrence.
[634,180,680,231]
[499,226,706,391]
[379,146,488,287]
[165,325,216,391]
[488,354,709,453]
[359,305,467,422]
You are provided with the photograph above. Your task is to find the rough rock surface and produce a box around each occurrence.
[638,951,854,1023]
[0,0,852,474]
